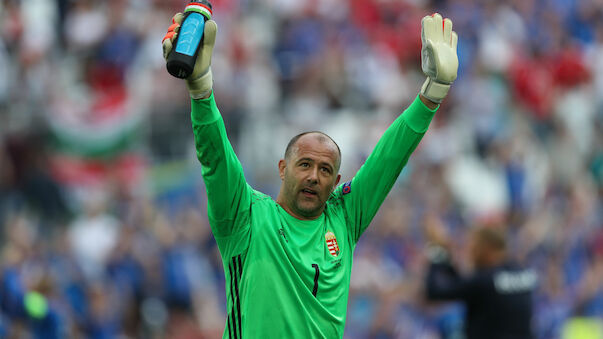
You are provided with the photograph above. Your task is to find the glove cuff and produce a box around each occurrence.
[186,68,213,99]
[420,77,450,104]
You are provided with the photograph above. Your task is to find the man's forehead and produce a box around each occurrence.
[293,133,339,155]
[298,132,330,143]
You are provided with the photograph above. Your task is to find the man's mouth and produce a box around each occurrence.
[301,188,318,197]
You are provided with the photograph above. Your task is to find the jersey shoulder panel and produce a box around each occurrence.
[327,180,352,209]
[250,189,273,205]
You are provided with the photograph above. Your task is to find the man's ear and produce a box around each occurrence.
[278,159,286,180]
[333,174,341,191]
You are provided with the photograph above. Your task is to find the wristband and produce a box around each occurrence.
[420,77,451,104]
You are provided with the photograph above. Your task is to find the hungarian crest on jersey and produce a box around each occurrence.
[325,231,340,257]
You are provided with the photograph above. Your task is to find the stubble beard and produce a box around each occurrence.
[286,182,323,218]
[294,193,323,217]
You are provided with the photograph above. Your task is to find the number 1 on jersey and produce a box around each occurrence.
[312,264,319,297]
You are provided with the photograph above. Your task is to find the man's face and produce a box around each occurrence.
[278,134,341,219]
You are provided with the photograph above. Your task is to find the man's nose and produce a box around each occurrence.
[306,167,319,184]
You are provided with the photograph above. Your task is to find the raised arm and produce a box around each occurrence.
[163,14,251,238]
[190,94,252,237]
[426,260,481,301]
[338,93,438,241]
[336,13,458,242]
[422,213,478,302]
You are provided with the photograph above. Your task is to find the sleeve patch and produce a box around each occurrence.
[342,181,352,195]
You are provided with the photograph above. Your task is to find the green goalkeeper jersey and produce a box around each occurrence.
[191,93,437,339]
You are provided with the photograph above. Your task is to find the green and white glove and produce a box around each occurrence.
[162,13,218,99]
[420,13,459,104]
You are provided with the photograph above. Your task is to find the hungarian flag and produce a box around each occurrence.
[46,63,146,189]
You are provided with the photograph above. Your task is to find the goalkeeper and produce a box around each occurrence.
[162,12,458,339]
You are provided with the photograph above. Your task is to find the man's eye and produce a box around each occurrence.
[300,163,309,167]
[321,167,331,174]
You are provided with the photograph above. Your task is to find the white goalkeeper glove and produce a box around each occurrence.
[162,13,217,99]
[420,13,459,104]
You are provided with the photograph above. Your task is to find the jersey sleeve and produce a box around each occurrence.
[191,93,252,240]
[333,95,438,243]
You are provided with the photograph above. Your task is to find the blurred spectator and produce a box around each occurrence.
[68,191,119,280]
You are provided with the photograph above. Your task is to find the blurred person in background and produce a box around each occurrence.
[423,215,537,339]
[0,214,66,338]
[162,8,457,338]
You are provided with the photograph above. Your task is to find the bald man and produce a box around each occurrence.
[162,9,459,339]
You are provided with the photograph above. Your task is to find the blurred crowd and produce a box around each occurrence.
[1,0,602,338]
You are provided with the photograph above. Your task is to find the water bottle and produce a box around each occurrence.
[166,0,213,78]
